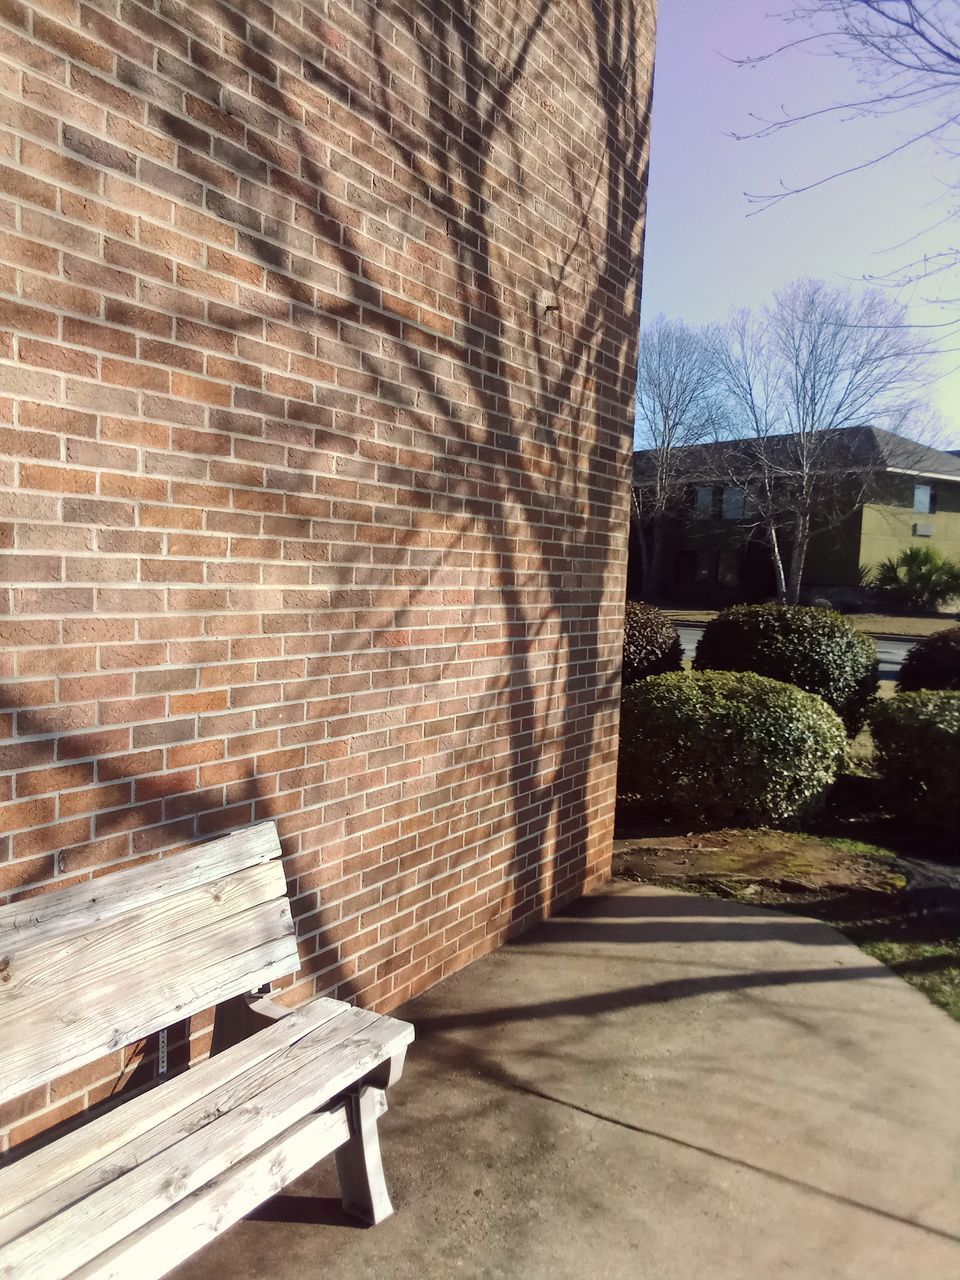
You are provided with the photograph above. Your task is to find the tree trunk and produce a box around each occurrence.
[649,514,666,600]
[767,522,788,603]
[786,516,809,605]
[631,490,649,598]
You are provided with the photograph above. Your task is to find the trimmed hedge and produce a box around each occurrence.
[693,604,878,734]
[618,670,846,826]
[621,601,683,686]
[871,692,960,836]
[897,625,960,693]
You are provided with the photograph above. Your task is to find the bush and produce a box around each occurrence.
[898,625,960,692]
[870,692,960,836]
[870,546,960,613]
[618,670,846,826]
[693,604,878,735]
[621,601,683,686]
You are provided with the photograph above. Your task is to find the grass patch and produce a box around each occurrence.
[861,938,960,1022]
[826,835,897,859]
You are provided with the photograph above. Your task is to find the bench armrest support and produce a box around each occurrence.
[209,991,291,1054]
[336,1086,395,1224]
[365,1046,407,1090]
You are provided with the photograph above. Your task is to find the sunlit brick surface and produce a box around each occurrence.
[0,0,654,1146]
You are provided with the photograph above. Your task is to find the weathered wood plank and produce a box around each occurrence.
[0,997,349,1223]
[3,861,287,984]
[10,864,288,989]
[0,895,300,1106]
[0,1005,391,1246]
[0,1009,413,1280]
[72,1108,353,1280]
[0,823,282,943]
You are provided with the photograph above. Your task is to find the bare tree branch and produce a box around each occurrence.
[732,1,960,291]
[710,278,931,602]
[633,317,718,596]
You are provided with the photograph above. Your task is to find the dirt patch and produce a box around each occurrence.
[613,828,960,1020]
[613,829,906,902]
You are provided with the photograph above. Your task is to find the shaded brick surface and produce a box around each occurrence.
[0,0,655,1147]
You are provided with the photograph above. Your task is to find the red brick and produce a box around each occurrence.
[62,318,136,356]
[101,358,170,392]
[62,499,134,527]
[13,816,93,862]
[0,796,56,833]
[19,402,95,437]
[59,781,131,816]
[60,192,134,237]
[63,556,135,583]
[0,228,59,271]
[170,373,231,406]
[21,274,100,319]
[20,464,96,494]
[17,644,95,675]
[0,554,60,581]
[99,473,168,501]
[4,302,57,337]
[13,585,93,613]
[0,164,57,211]
[32,14,113,71]
[19,339,97,375]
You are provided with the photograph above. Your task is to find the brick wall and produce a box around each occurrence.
[0,0,655,1147]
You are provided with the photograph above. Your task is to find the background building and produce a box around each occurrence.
[631,426,960,603]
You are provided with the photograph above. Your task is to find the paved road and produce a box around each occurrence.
[678,625,910,680]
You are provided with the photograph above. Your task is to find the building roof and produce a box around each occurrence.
[860,426,960,478]
[632,424,960,485]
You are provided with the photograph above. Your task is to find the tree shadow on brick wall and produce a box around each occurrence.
[178,0,654,941]
[2,0,652,1048]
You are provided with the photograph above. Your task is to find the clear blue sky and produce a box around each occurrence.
[640,0,960,442]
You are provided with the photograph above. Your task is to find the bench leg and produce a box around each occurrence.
[335,1085,394,1225]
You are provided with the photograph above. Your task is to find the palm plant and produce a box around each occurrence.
[870,546,960,614]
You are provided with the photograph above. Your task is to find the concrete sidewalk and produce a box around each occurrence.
[177,884,960,1280]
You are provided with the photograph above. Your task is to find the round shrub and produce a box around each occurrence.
[693,604,878,735]
[618,670,846,826]
[621,601,683,686]
[897,625,960,692]
[870,692,960,836]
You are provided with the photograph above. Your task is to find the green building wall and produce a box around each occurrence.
[859,476,960,572]
[803,506,864,589]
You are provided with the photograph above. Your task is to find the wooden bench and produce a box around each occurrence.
[0,821,414,1280]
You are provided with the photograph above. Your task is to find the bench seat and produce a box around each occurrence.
[0,823,415,1280]
[0,995,413,1280]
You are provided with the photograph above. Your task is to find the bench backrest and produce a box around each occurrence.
[0,822,299,1107]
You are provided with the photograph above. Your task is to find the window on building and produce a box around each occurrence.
[694,486,714,516]
[693,551,715,584]
[717,551,740,588]
[913,483,937,514]
[721,486,746,520]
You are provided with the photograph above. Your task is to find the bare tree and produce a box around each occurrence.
[736,2,960,294]
[633,317,717,597]
[711,278,929,603]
